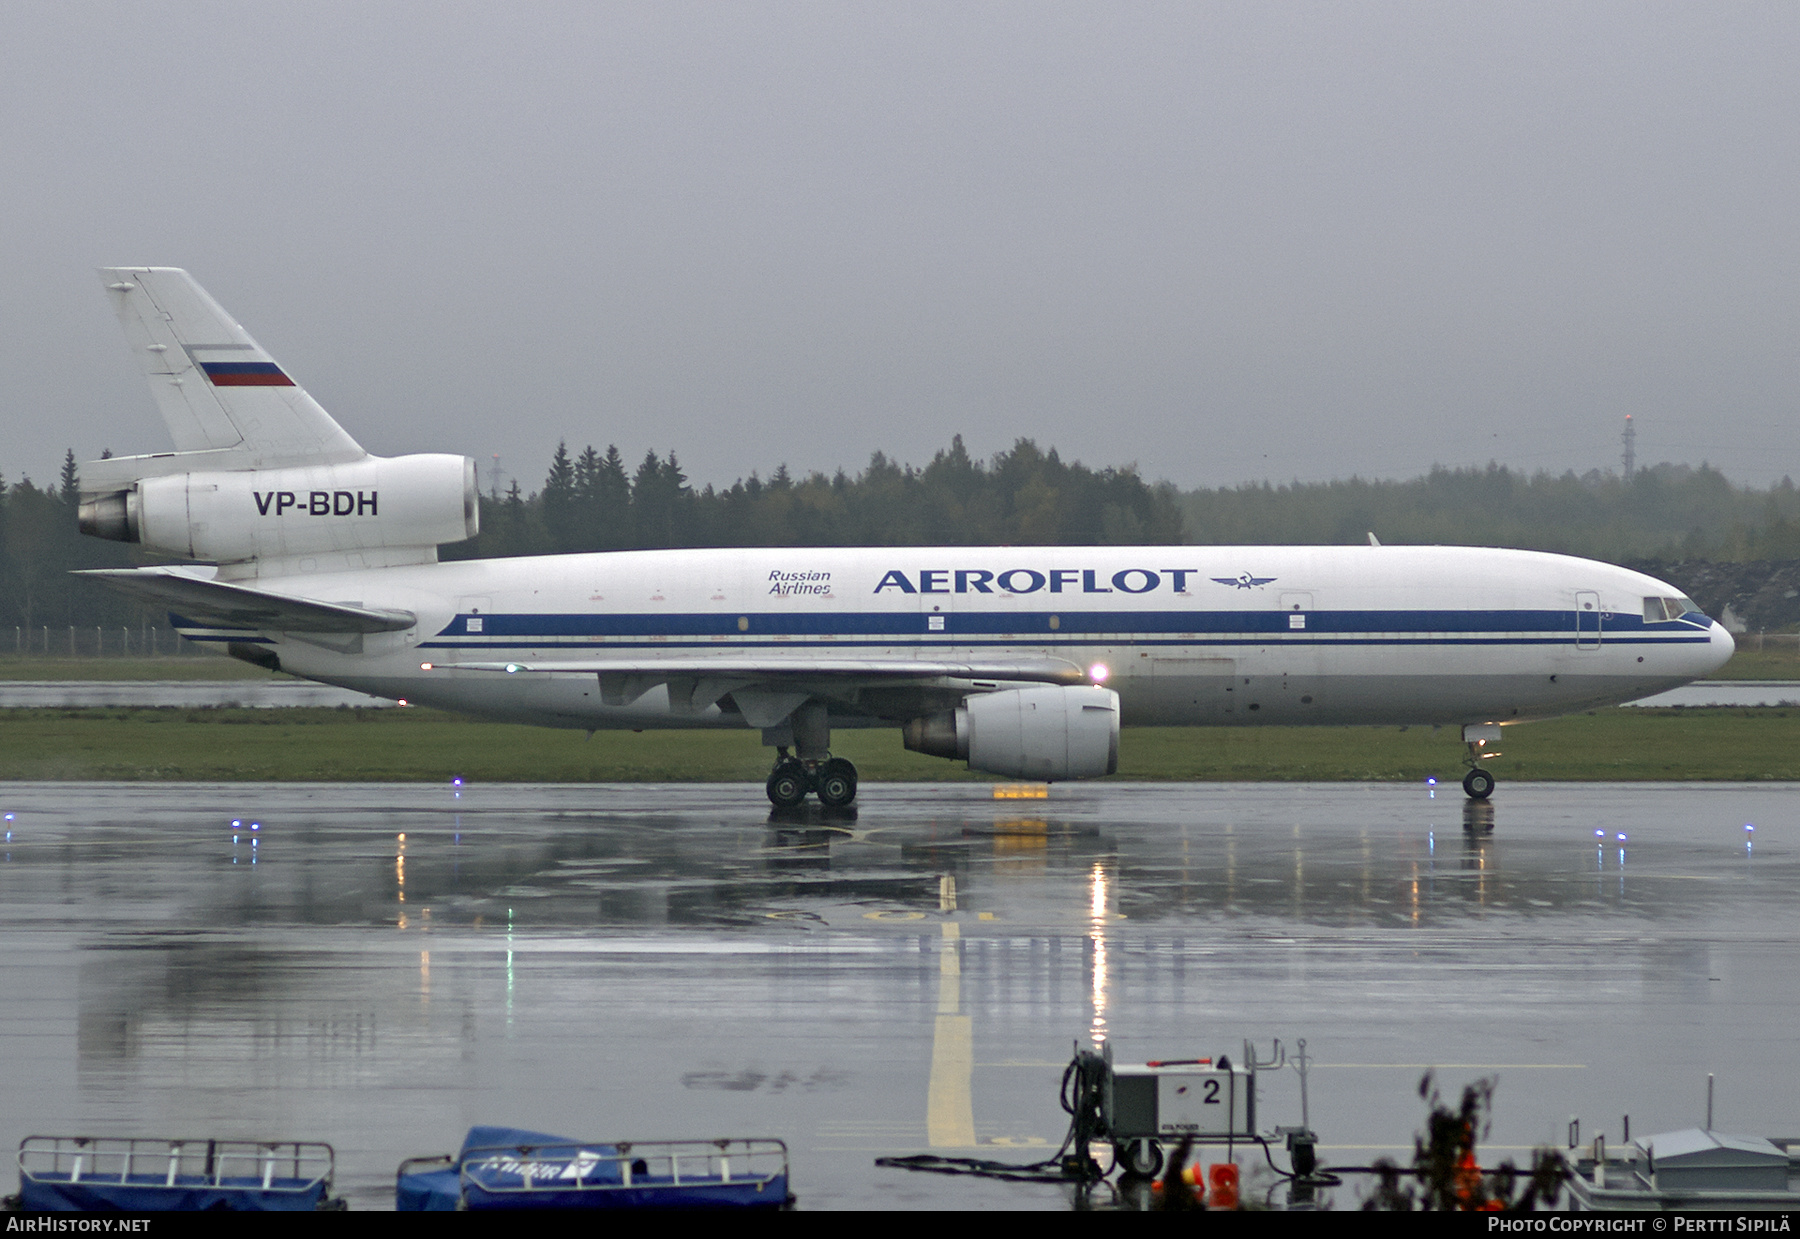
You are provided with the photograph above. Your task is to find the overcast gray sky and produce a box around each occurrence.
[5,1,1798,495]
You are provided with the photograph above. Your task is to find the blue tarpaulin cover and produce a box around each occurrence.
[396,1127,610,1211]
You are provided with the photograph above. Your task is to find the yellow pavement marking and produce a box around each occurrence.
[927,920,977,1148]
[937,924,962,1015]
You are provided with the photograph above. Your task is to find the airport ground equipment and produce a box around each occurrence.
[878,1038,1324,1203]
[1566,1128,1800,1211]
[1104,1040,1264,1179]
[396,1126,791,1210]
[7,1135,342,1211]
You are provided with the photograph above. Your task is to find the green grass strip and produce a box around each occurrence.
[0,706,1795,783]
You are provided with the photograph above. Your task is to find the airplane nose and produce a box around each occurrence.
[1707,621,1736,672]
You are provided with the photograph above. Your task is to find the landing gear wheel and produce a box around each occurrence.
[1462,767,1495,800]
[766,759,810,808]
[816,757,858,808]
[1116,1138,1164,1179]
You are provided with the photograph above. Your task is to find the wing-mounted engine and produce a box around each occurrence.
[79,453,478,570]
[903,685,1120,780]
[77,267,478,576]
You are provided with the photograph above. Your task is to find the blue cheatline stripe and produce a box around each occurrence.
[429,608,1711,639]
[169,612,259,632]
[170,606,1714,650]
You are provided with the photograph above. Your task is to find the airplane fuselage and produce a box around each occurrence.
[196,543,1733,732]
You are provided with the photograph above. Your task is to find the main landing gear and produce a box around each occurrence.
[764,701,858,808]
[766,751,859,808]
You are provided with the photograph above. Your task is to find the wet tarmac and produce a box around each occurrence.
[1622,680,1800,708]
[0,780,1796,1210]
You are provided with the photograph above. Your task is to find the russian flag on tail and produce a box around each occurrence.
[201,360,294,387]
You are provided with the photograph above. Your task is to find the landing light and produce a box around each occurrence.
[420,662,433,671]
[1088,663,1109,683]
[505,663,522,674]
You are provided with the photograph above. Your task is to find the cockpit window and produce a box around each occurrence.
[1644,596,1700,622]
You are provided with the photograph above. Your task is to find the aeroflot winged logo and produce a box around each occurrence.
[1213,573,1278,589]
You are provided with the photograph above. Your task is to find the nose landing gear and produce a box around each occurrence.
[1461,766,1495,800]
[1460,723,1502,800]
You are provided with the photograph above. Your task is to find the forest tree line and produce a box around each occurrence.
[5,438,1800,635]
[1181,462,1800,562]
[453,436,1183,559]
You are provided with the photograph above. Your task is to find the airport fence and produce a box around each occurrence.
[8,625,216,659]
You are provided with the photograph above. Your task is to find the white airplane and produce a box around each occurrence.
[77,268,1734,808]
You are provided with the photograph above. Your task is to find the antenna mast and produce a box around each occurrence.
[1621,415,1636,481]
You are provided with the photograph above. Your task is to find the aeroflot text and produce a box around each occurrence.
[874,569,1200,596]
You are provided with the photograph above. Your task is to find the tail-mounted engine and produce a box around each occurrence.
[79,453,478,567]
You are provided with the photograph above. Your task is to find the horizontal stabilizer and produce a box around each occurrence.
[99,267,365,468]
[79,568,415,634]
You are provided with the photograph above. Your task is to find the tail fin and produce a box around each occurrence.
[98,268,364,471]
[83,269,475,577]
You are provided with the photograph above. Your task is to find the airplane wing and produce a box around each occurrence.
[78,567,416,635]
[444,657,1086,682]
[433,655,1091,725]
